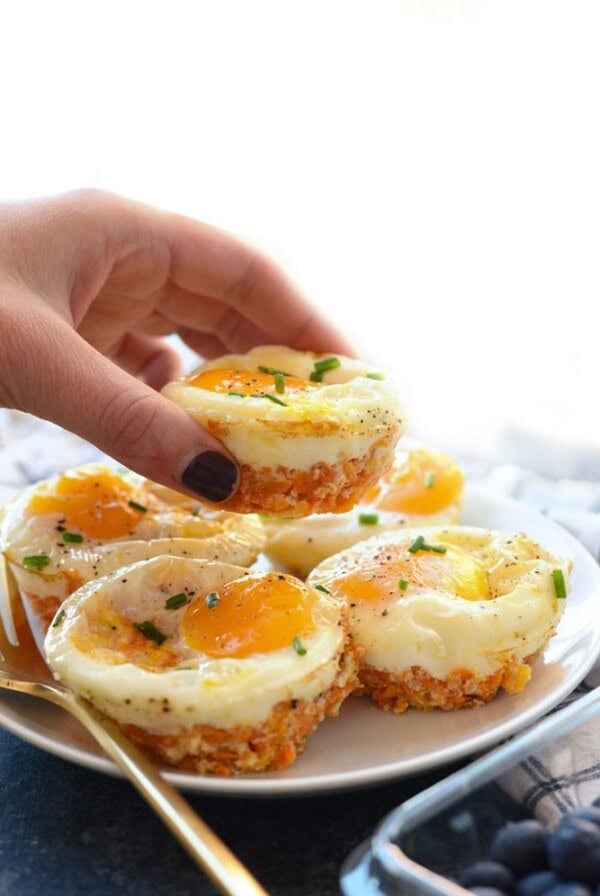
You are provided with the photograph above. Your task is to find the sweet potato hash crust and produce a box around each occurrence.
[121,640,363,775]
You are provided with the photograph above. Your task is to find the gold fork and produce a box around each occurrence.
[0,555,269,896]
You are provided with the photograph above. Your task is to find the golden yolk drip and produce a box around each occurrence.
[188,367,318,397]
[362,449,464,514]
[329,543,489,605]
[182,572,317,658]
[27,470,144,540]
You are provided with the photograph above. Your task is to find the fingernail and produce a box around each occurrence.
[181,451,238,502]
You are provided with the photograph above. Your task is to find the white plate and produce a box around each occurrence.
[1,484,600,797]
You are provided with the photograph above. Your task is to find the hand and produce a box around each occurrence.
[0,190,352,501]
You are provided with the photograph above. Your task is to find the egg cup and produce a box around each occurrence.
[162,346,403,517]
[308,526,570,713]
[0,464,265,633]
[263,443,464,578]
[44,556,362,775]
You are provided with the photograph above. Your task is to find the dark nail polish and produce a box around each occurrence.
[181,451,238,502]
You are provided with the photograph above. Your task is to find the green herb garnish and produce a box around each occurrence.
[205,591,220,609]
[358,513,379,525]
[424,472,436,489]
[315,583,332,594]
[227,391,246,398]
[274,372,286,394]
[398,579,409,591]
[552,569,567,599]
[133,621,167,645]
[52,608,66,627]
[165,592,188,610]
[192,504,202,516]
[257,365,293,377]
[293,635,307,656]
[260,393,288,407]
[61,531,83,543]
[309,370,324,383]
[128,500,148,513]
[23,555,51,570]
[366,372,386,380]
[313,356,341,373]
[408,535,447,554]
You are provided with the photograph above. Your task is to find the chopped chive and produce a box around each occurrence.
[52,608,66,627]
[274,372,286,394]
[61,531,83,543]
[205,591,220,609]
[313,356,341,373]
[309,370,324,383]
[398,579,409,591]
[128,500,147,513]
[358,513,379,526]
[192,504,202,516]
[116,466,130,476]
[293,635,307,656]
[408,535,425,553]
[165,592,188,610]
[315,583,332,595]
[552,569,567,599]
[408,535,447,554]
[257,365,293,377]
[133,621,166,645]
[366,372,386,380]
[260,393,288,407]
[23,554,51,570]
[424,472,436,489]
[227,391,246,398]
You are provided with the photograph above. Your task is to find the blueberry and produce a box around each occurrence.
[545,886,593,896]
[547,818,600,885]
[560,808,600,830]
[469,889,510,896]
[459,861,515,891]
[489,820,549,876]
[516,870,561,896]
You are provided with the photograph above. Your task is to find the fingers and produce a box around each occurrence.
[159,209,356,355]
[1,298,239,502]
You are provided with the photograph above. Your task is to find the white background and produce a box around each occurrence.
[1,1,599,476]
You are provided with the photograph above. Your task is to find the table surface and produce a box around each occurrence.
[0,724,468,896]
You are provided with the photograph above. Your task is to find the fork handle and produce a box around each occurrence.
[48,686,270,896]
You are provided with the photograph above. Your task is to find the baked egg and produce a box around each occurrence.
[308,525,570,712]
[264,442,464,577]
[0,464,264,631]
[162,345,403,516]
[44,555,360,774]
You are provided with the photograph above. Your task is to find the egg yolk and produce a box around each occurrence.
[188,367,318,397]
[362,449,463,514]
[327,541,489,605]
[183,572,317,658]
[27,470,144,540]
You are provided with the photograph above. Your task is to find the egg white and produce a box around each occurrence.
[44,556,347,732]
[308,525,570,681]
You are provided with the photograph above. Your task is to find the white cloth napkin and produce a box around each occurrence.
[2,411,600,824]
[470,460,600,825]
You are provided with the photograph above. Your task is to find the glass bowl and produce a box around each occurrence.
[340,686,600,895]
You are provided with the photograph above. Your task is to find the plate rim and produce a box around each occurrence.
[1,483,599,797]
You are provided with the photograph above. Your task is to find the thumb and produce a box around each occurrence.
[5,310,239,503]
